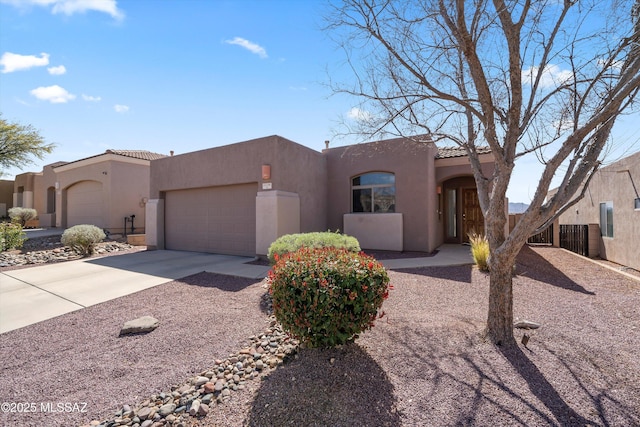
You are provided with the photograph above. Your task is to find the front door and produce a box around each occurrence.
[462,188,484,241]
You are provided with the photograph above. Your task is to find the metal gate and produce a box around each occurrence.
[559,224,589,257]
[528,224,553,245]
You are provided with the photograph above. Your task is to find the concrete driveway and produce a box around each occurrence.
[0,250,270,334]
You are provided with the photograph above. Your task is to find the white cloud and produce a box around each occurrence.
[347,107,373,122]
[0,52,49,73]
[0,0,124,20]
[47,65,66,75]
[30,85,76,103]
[82,94,101,102]
[114,104,129,113]
[522,64,573,89]
[224,37,268,59]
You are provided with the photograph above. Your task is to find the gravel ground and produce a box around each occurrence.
[1,246,639,427]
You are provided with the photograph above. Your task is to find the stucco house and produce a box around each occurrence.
[552,151,640,271]
[146,135,494,257]
[12,150,166,233]
[0,179,13,217]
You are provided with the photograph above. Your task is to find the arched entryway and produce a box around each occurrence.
[442,176,484,243]
[65,180,105,228]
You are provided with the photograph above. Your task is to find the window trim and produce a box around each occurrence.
[351,172,396,213]
[599,201,614,238]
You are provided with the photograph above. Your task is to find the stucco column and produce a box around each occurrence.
[425,156,438,252]
[145,199,165,250]
[256,190,300,256]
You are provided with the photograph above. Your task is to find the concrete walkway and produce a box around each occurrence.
[0,244,472,334]
[0,250,269,334]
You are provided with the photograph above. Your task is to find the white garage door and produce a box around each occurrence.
[165,183,257,256]
[67,181,105,228]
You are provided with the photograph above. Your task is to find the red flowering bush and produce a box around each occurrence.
[267,247,390,348]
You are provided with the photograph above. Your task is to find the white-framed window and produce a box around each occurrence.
[352,172,395,213]
[599,201,613,237]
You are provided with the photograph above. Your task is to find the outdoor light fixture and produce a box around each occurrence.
[262,164,271,180]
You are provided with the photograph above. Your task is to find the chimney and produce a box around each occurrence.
[170,150,174,156]
[324,140,330,149]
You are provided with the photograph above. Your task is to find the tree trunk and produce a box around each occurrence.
[485,256,517,347]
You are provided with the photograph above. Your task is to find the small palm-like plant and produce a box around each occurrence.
[469,232,490,272]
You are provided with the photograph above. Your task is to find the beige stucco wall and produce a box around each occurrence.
[324,138,439,252]
[344,213,403,251]
[555,151,640,271]
[150,135,328,244]
[255,190,301,255]
[54,157,151,233]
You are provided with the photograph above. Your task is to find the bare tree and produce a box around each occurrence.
[327,0,640,346]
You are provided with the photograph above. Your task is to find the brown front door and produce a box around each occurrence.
[462,188,484,241]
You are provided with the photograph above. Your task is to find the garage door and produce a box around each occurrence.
[165,183,257,256]
[67,181,105,228]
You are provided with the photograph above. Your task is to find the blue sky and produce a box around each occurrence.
[1,0,638,204]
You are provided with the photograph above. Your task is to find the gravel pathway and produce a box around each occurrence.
[1,246,639,426]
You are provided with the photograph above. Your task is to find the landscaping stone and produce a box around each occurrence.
[0,240,135,268]
[514,320,541,330]
[84,300,301,427]
[119,316,159,336]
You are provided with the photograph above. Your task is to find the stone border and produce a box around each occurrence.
[83,295,299,427]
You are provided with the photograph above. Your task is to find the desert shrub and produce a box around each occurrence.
[0,222,26,252]
[61,224,106,256]
[469,232,490,271]
[8,207,37,226]
[267,231,360,264]
[268,246,390,348]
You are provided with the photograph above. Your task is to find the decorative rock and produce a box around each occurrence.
[514,320,541,330]
[194,376,209,387]
[197,403,209,416]
[137,407,152,420]
[188,399,201,416]
[158,403,176,417]
[119,316,159,336]
[93,307,301,427]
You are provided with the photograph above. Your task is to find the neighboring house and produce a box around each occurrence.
[146,135,494,256]
[552,151,640,271]
[12,150,166,233]
[0,179,14,217]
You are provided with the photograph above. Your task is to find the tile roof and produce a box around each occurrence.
[105,149,167,161]
[437,146,491,159]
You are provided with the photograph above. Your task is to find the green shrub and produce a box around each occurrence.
[8,207,37,226]
[469,232,490,271]
[268,246,390,348]
[0,222,26,252]
[267,231,360,264]
[61,224,106,256]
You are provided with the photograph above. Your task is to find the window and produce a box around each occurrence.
[352,172,395,213]
[599,201,613,237]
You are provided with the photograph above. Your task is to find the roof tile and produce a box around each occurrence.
[437,146,491,159]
